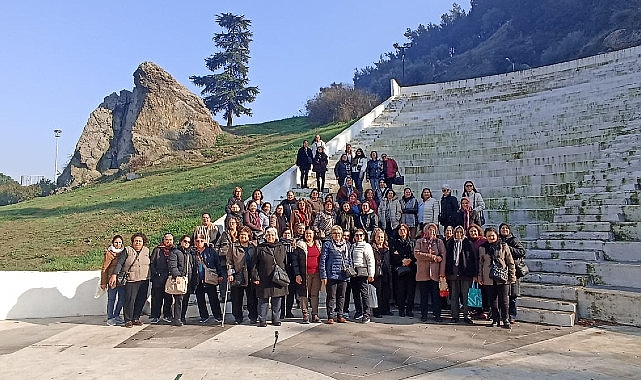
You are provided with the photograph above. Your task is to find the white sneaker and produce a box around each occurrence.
[150,317,160,324]
[107,318,118,326]
[161,317,172,323]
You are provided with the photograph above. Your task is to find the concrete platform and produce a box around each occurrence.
[0,312,639,379]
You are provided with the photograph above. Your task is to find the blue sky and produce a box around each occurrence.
[0,0,464,182]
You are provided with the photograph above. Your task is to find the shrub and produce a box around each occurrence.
[305,83,379,125]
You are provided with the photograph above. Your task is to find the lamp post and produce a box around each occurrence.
[394,42,413,84]
[505,57,515,72]
[54,129,62,181]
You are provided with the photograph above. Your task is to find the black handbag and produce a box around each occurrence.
[489,263,508,282]
[395,265,411,277]
[230,270,245,288]
[393,172,405,185]
[116,250,140,287]
[269,249,290,287]
[515,260,530,278]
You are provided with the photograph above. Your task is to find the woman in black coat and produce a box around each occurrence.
[168,239,189,326]
[371,228,392,317]
[445,226,478,324]
[390,224,416,317]
[296,140,313,188]
[312,146,329,192]
[252,227,289,327]
[499,223,526,323]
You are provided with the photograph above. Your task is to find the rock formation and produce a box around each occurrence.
[57,62,221,187]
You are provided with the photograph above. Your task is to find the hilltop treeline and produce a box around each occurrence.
[354,0,641,98]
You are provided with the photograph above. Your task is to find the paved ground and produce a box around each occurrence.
[1,304,640,380]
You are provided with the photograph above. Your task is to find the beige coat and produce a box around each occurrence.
[119,246,151,282]
[414,238,446,282]
[478,243,516,285]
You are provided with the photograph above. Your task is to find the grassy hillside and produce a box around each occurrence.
[0,117,350,271]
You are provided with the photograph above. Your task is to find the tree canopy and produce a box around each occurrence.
[191,13,259,127]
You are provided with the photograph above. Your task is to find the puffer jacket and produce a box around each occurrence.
[379,195,402,231]
[320,239,352,281]
[400,195,419,227]
[366,159,383,181]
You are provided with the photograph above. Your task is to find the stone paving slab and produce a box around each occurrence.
[0,315,639,379]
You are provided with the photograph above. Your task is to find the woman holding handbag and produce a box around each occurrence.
[227,227,254,325]
[478,227,517,328]
[109,233,151,328]
[193,234,224,324]
[371,228,392,318]
[390,224,416,317]
[349,228,375,323]
[252,227,289,327]
[168,238,189,326]
[414,223,446,323]
[320,225,352,324]
[499,223,526,324]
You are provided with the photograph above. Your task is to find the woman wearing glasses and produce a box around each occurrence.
[320,225,352,324]
[349,229,375,323]
[462,181,485,225]
[193,234,224,324]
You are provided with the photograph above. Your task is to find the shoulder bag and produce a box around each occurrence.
[116,250,140,287]
[269,247,290,287]
[342,245,357,277]
[393,170,405,185]
[197,252,219,285]
[488,249,508,282]
[165,276,188,295]
[515,259,530,278]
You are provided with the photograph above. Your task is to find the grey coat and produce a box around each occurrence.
[252,241,289,298]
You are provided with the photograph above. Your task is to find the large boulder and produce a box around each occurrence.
[58,62,221,187]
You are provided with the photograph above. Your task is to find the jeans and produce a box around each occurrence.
[351,276,370,318]
[419,280,441,319]
[509,294,518,318]
[351,172,363,197]
[325,279,347,319]
[449,276,472,320]
[106,286,125,319]
[171,294,183,323]
[123,280,149,322]
[258,297,282,323]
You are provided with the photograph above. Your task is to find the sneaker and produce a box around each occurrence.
[234,319,243,325]
[273,321,282,326]
[150,317,160,324]
[181,319,187,325]
[509,317,517,324]
[107,318,118,326]
[114,316,125,324]
[171,320,183,327]
[162,317,172,324]
[326,318,334,325]
[362,315,371,324]
[337,317,347,323]
[353,313,363,321]
[199,317,209,323]
[502,320,511,329]
[258,321,267,327]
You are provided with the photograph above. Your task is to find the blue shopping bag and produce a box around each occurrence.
[467,281,482,308]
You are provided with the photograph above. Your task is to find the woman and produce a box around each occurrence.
[246,189,264,210]
[336,201,356,237]
[333,153,351,187]
[414,224,446,322]
[456,197,481,233]
[479,227,517,328]
[225,186,245,215]
[371,228,392,317]
[244,200,264,240]
[337,177,359,205]
[400,187,419,238]
[281,229,298,319]
[445,226,477,324]
[296,140,314,188]
[357,201,379,240]
[379,188,402,240]
[463,180,486,225]
[168,236,189,326]
[178,235,195,324]
[499,223,526,324]
[259,202,272,233]
[467,224,489,319]
[349,228,375,323]
[320,225,352,324]
[217,217,240,300]
[351,148,368,196]
[307,188,324,220]
[290,199,312,233]
[279,191,298,223]
[193,234,224,323]
[312,146,329,192]
[110,233,150,328]
[252,227,289,327]
[311,200,335,241]
[227,227,255,324]
[270,204,288,238]
[150,234,177,324]
[311,134,326,158]
[374,179,388,206]
[418,188,440,233]
[347,192,361,215]
[363,188,378,214]
[101,235,125,326]
[390,224,416,317]
[366,150,383,194]
[441,225,454,246]
[292,228,323,323]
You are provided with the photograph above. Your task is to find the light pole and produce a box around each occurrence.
[54,129,62,181]
[505,57,515,72]
[394,42,413,84]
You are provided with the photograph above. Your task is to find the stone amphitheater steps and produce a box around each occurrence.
[517,296,576,327]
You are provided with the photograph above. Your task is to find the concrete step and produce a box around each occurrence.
[538,230,613,240]
[612,222,641,241]
[517,306,575,327]
[519,283,578,302]
[545,221,612,232]
[527,249,599,261]
[521,272,589,286]
[518,296,576,313]
[578,286,641,326]
[485,195,567,209]
[524,259,591,275]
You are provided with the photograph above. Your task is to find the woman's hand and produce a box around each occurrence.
[100,284,107,290]
[228,275,234,283]
[108,274,117,288]
[402,258,411,266]
[435,256,442,263]
[367,276,374,283]
[218,277,224,284]
[321,279,327,286]
[295,275,302,285]
[175,277,182,284]
[253,280,260,285]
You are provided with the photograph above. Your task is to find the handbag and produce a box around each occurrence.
[116,250,140,287]
[393,171,405,185]
[515,259,530,278]
[198,253,219,285]
[467,281,482,308]
[230,270,245,288]
[165,276,188,295]
[342,246,357,277]
[479,211,486,226]
[395,265,411,277]
[368,284,378,309]
[489,263,508,282]
[269,248,290,287]
[356,267,369,277]
[438,276,449,297]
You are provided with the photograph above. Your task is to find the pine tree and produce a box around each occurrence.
[191,13,259,127]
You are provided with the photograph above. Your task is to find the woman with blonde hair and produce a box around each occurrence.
[414,223,446,322]
[320,225,352,324]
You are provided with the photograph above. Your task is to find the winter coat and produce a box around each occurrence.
[373,245,392,283]
[366,159,383,181]
[296,146,313,170]
[400,195,419,227]
[270,213,288,237]
[414,238,446,282]
[193,246,225,287]
[320,239,352,281]
[101,248,122,287]
[336,179,360,204]
[390,237,416,270]
[280,198,298,223]
[349,241,375,277]
[168,247,188,278]
[439,195,459,228]
[382,158,398,179]
[445,238,478,279]
[418,197,440,225]
[291,239,322,297]
[334,160,351,181]
[356,210,379,235]
[478,241,517,285]
[290,208,312,232]
[312,151,328,173]
[455,209,481,231]
[150,246,175,288]
[311,210,335,239]
[226,241,255,288]
[193,224,221,247]
[225,196,245,215]
[336,209,356,235]
[463,191,486,214]
[311,140,326,158]
[351,156,367,177]
[244,210,263,235]
[379,196,402,231]
[501,234,525,296]
[252,241,289,298]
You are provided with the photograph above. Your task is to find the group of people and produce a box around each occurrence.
[99,141,527,330]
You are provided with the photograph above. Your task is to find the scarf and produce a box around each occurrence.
[453,239,463,266]
[108,245,124,254]
[158,244,171,258]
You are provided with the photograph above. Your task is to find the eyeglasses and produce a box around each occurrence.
[196,239,205,242]
[465,184,473,187]
[182,240,191,244]
[113,241,123,245]
[442,189,449,192]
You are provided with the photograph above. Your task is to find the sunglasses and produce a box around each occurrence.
[182,240,191,244]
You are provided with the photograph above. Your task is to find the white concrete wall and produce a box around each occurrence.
[0,271,105,319]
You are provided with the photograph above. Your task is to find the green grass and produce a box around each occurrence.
[0,117,351,271]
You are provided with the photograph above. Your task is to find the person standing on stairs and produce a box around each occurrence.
[438,184,458,230]
[462,181,486,225]
[499,223,526,324]
[312,146,328,193]
[296,140,314,189]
